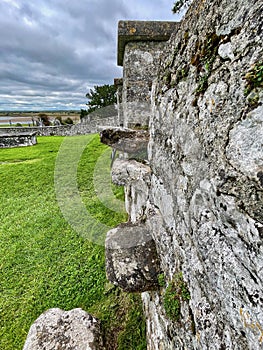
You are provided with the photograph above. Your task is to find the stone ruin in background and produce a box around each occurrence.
[0,131,37,148]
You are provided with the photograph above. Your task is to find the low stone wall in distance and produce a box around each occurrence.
[0,125,73,136]
[0,115,118,137]
[0,132,37,148]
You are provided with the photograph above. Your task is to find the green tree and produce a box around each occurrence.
[85,84,117,114]
[64,117,73,125]
[172,0,192,13]
[80,109,88,120]
[38,113,50,126]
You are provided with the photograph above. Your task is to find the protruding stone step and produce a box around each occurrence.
[100,127,149,156]
[105,222,161,292]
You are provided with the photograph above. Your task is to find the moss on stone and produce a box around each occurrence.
[191,32,222,95]
[163,272,190,322]
[244,61,263,96]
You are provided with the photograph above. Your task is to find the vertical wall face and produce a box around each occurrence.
[143,0,263,349]
[117,21,178,128]
[110,2,263,349]
[122,41,165,127]
[114,78,124,126]
[0,132,37,148]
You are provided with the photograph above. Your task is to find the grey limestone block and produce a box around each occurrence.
[23,308,104,350]
[105,222,161,292]
[100,127,149,155]
[0,131,37,148]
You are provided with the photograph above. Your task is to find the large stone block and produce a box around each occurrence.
[111,158,151,186]
[0,131,37,148]
[105,223,161,292]
[100,127,149,157]
[111,159,151,223]
[23,308,103,350]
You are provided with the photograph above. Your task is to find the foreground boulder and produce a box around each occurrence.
[23,308,103,350]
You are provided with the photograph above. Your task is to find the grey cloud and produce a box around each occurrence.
[0,0,176,110]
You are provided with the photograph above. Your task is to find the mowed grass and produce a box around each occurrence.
[0,135,146,350]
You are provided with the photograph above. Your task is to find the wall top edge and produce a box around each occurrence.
[117,20,179,66]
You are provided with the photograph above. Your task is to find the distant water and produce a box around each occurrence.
[0,116,32,125]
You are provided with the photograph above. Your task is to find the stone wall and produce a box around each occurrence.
[0,126,73,136]
[0,115,117,137]
[0,132,37,148]
[105,1,263,349]
[114,78,124,126]
[117,21,178,128]
[122,41,166,127]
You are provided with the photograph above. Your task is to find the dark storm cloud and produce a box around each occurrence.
[0,0,178,110]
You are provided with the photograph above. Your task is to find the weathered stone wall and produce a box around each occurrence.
[0,126,73,136]
[122,41,166,127]
[118,21,178,128]
[0,115,117,137]
[0,132,37,148]
[22,1,262,348]
[114,78,124,126]
[106,1,263,349]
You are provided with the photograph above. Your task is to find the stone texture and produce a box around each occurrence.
[114,78,124,126]
[122,41,166,127]
[23,308,103,350]
[105,223,161,292]
[118,21,179,127]
[112,159,151,223]
[0,110,118,137]
[0,131,37,148]
[117,20,178,66]
[24,0,263,348]
[100,127,149,156]
[0,126,74,136]
[111,159,151,186]
[110,0,263,349]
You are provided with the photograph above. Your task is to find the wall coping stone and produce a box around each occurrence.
[117,20,178,66]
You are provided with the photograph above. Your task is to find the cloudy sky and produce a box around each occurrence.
[0,0,182,111]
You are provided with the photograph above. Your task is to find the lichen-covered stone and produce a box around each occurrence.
[112,159,151,222]
[0,132,37,148]
[23,308,103,350]
[111,159,151,186]
[114,78,124,126]
[105,223,161,292]
[113,0,263,349]
[100,127,149,156]
[121,41,166,127]
[118,20,178,66]
[118,21,178,127]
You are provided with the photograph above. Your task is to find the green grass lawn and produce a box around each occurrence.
[0,135,146,350]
